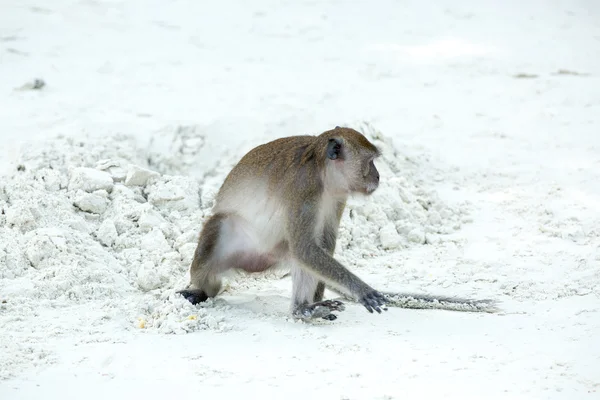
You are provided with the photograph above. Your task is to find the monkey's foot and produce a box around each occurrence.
[177,289,209,305]
[359,290,389,314]
[293,300,345,321]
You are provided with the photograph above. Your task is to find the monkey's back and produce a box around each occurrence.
[216,135,321,202]
[211,135,323,250]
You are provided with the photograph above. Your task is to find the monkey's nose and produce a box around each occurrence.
[375,172,380,182]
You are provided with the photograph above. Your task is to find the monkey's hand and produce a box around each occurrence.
[358,289,389,314]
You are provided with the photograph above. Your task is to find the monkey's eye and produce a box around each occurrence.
[364,159,377,176]
[363,161,371,176]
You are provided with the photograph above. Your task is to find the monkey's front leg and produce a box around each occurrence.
[290,266,345,321]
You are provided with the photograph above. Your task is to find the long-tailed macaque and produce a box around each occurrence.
[178,126,496,320]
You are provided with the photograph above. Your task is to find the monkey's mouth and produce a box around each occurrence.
[365,183,379,195]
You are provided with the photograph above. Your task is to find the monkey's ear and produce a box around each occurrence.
[327,138,342,160]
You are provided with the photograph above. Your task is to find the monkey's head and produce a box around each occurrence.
[321,127,381,196]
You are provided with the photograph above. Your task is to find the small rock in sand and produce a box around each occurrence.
[124,165,159,187]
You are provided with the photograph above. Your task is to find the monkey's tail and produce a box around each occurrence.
[381,292,499,313]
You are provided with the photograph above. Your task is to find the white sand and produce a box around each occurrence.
[1,1,599,399]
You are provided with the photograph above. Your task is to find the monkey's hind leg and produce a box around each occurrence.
[290,266,345,321]
[293,299,346,321]
[178,213,227,305]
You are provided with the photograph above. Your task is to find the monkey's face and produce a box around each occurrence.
[326,136,380,196]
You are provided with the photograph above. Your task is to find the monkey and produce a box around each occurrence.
[178,126,387,321]
[178,126,498,320]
